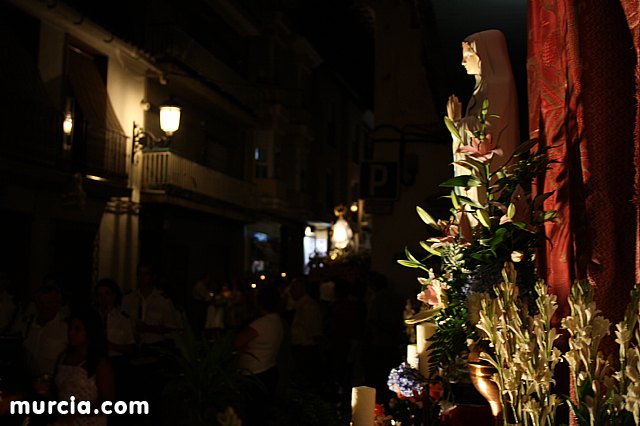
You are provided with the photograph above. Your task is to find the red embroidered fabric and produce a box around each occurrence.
[528,0,638,326]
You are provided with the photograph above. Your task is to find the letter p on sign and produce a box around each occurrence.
[360,162,398,199]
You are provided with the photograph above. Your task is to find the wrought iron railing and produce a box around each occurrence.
[81,123,128,181]
[141,150,256,208]
[2,99,129,183]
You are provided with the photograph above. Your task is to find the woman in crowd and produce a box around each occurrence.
[52,308,114,426]
[233,283,284,425]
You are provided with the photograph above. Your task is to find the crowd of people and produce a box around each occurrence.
[0,265,407,425]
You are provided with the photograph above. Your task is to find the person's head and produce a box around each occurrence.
[35,285,63,322]
[66,308,107,376]
[462,30,513,87]
[137,262,156,290]
[461,41,481,75]
[255,283,282,314]
[95,278,122,311]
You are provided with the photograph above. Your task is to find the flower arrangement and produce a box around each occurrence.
[387,362,429,401]
[399,99,557,379]
[560,280,640,425]
[475,263,562,425]
[474,264,640,426]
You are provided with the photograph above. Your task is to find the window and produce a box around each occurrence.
[254,147,268,179]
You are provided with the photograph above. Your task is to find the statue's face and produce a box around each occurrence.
[461,42,481,75]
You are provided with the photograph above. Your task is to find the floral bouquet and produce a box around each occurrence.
[387,362,428,403]
[399,99,557,381]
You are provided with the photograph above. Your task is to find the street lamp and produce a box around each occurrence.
[133,100,181,150]
[159,103,181,136]
[62,112,73,136]
[331,205,353,251]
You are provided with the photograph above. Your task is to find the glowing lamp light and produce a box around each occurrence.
[260,274,266,281]
[63,112,73,135]
[281,272,287,278]
[331,217,353,250]
[251,283,257,289]
[159,104,181,136]
[350,202,358,213]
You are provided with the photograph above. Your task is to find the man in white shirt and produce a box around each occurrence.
[19,285,68,378]
[95,278,135,356]
[122,263,178,347]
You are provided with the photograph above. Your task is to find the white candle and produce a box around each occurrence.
[406,344,418,369]
[351,386,376,426]
[416,322,436,379]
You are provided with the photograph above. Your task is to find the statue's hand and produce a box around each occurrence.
[447,95,462,122]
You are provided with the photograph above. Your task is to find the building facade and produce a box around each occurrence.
[1,0,370,307]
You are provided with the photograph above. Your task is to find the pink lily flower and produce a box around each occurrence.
[457,133,503,163]
[498,185,534,231]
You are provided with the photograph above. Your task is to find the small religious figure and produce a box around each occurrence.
[447,30,519,182]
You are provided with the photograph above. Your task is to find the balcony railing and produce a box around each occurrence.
[141,150,256,208]
[3,101,128,184]
[80,123,128,182]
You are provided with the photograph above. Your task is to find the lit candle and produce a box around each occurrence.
[406,344,418,369]
[416,322,436,379]
[351,386,376,426]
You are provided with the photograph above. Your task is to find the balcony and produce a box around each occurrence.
[255,178,312,218]
[77,123,128,183]
[140,150,256,209]
[3,100,128,185]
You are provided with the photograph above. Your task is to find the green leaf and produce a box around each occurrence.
[450,190,460,210]
[420,241,442,257]
[440,175,482,188]
[543,210,557,221]
[493,227,507,236]
[507,202,516,219]
[397,259,422,269]
[476,209,491,228]
[470,252,496,262]
[480,98,489,121]
[454,157,485,174]
[398,259,432,272]
[444,116,462,141]
[405,247,419,263]
[487,233,505,247]
[477,238,491,246]
[456,196,484,209]
[416,206,441,231]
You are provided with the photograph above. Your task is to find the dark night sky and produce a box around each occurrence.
[286,0,527,123]
[63,0,526,122]
[284,0,375,108]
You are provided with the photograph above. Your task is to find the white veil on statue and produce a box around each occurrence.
[451,29,519,176]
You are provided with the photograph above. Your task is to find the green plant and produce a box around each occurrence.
[162,323,257,426]
[399,99,556,380]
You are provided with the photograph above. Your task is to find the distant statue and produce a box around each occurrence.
[447,30,519,179]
